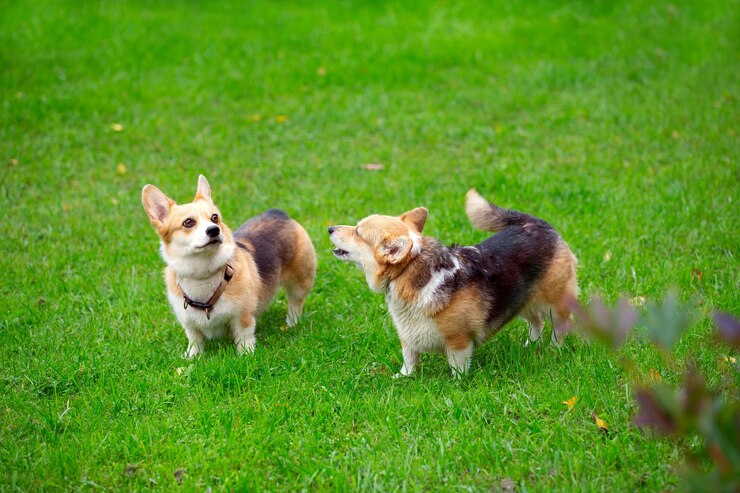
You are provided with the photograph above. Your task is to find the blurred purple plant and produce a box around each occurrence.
[713,312,740,349]
[643,291,693,351]
[571,296,739,492]
[568,296,638,349]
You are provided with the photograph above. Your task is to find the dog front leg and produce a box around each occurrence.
[232,313,256,355]
[183,325,205,358]
[394,339,419,378]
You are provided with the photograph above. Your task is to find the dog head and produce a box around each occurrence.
[142,175,235,276]
[328,207,427,291]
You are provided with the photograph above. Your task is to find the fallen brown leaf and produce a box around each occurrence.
[499,477,516,492]
[173,468,187,485]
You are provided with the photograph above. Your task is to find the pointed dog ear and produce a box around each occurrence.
[400,207,428,233]
[376,235,413,265]
[142,185,174,226]
[195,174,212,202]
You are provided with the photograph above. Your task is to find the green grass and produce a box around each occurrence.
[1,0,738,490]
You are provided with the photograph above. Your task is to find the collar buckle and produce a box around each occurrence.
[181,264,233,320]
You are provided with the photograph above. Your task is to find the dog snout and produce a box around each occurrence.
[206,225,220,238]
[328,226,337,235]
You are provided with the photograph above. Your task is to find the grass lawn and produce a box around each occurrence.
[1,0,738,490]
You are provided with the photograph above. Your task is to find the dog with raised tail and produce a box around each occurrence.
[328,189,578,377]
[142,175,316,358]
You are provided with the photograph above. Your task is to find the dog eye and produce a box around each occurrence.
[211,214,219,223]
[183,218,195,228]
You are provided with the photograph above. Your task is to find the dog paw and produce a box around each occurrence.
[235,339,256,355]
[393,365,414,378]
[525,337,542,347]
[286,307,301,327]
[550,330,564,347]
[183,346,203,359]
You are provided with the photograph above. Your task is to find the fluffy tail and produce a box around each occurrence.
[465,189,530,232]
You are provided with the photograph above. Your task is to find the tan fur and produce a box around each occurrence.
[386,256,428,305]
[522,240,579,338]
[434,287,489,349]
[465,188,510,232]
[280,226,317,317]
[330,214,423,291]
[465,189,499,231]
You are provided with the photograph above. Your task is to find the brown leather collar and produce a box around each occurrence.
[182,264,234,320]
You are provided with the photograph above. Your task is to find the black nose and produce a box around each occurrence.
[328,226,337,235]
[206,225,220,238]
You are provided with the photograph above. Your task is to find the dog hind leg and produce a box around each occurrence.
[281,225,316,327]
[523,309,545,346]
[551,304,573,346]
[284,280,312,327]
[446,341,474,378]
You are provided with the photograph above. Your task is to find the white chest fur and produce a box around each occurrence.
[168,274,237,340]
[385,258,462,354]
[386,289,445,353]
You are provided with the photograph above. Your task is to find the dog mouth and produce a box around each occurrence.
[332,248,349,259]
[198,238,223,249]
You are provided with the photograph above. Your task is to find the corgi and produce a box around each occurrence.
[328,189,578,377]
[142,175,316,358]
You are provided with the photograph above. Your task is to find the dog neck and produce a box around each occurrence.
[181,264,234,319]
[385,238,460,309]
[162,241,236,282]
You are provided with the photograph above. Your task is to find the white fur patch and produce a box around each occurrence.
[386,292,445,353]
[417,257,460,309]
[409,231,423,255]
[162,241,236,280]
[385,256,462,355]
[168,288,238,341]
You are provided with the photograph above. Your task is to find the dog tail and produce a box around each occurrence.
[465,189,530,232]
